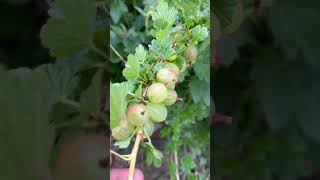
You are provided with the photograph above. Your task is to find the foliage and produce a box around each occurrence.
[213,0,320,179]
[110,0,210,179]
[0,0,108,179]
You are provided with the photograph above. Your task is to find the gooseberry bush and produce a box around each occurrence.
[110,0,210,179]
[213,0,320,179]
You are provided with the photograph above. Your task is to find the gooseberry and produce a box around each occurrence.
[147,83,168,103]
[147,102,168,122]
[111,120,134,141]
[156,68,177,84]
[164,63,179,75]
[127,103,149,126]
[163,89,178,106]
[184,45,198,63]
[173,33,183,42]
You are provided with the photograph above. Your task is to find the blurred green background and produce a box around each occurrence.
[213,0,320,179]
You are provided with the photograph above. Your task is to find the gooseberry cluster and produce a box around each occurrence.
[110,2,209,178]
[111,58,194,141]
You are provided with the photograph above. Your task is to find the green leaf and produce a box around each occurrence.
[46,60,80,98]
[152,147,164,160]
[0,66,55,180]
[145,145,154,166]
[267,0,320,69]
[188,78,210,106]
[114,137,132,149]
[148,39,174,58]
[135,44,147,63]
[110,81,133,129]
[151,147,163,168]
[153,19,169,30]
[145,143,163,168]
[193,63,209,82]
[213,0,238,28]
[122,54,140,80]
[135,83,143,98]
[187,174,197,180]
[193,44,210,83]
[156,26,171,45]
[110,0,128,24]
[40,0,96,58]
[191,25,209,43]
[181,155,196,174]
[153,157,162,168]
[77,69,103,123]
[151,0,178,26]
[253,53,320,142]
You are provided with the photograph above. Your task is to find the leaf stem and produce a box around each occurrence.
[143,128,154,148]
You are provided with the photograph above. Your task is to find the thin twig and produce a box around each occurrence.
[128,131,143,180]
[110,44,127,64]
[110,150,132,161]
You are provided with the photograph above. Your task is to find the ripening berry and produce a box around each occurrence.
[163,89,178,106]
[112,123,134,141]
[184,45,198,63]
[164,63,179,75]
[156,68,178,84]
[127,103,150,126]
[147,83,168,103]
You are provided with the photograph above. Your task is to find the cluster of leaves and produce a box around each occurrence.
[110,0,210,179]
[213,0,320,179]
[0,0,108,179]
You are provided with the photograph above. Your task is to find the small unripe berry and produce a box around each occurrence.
[147,103,168,122]
[163,89,178,106]
[173,33,183,42]
[184,45,198,63]
[112,119,134,141]
[147,83,168,103]
[156,68,178,84]
[127,103,149,126]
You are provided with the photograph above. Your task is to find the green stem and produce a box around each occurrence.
[110,44,127,64]
[110,150,132,161]
[143,128,155,149]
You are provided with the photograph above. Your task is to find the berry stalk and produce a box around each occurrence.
[128,131,143,180]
